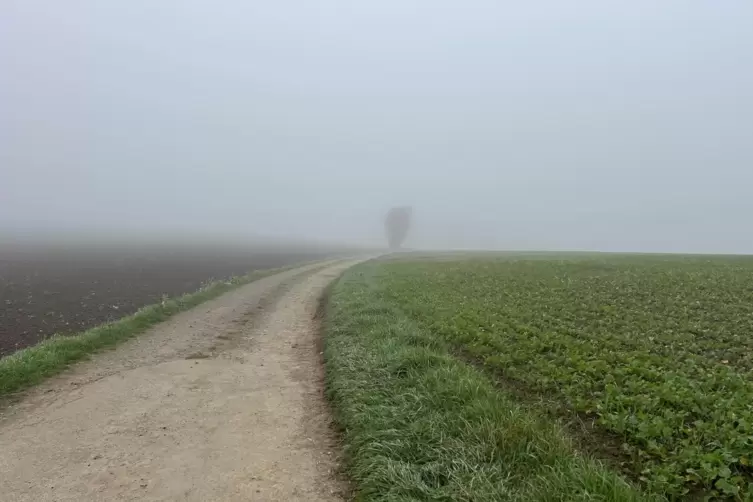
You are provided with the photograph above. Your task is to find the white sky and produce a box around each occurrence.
[2,1,752,252]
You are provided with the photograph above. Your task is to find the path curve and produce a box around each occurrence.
[0,259,359,501]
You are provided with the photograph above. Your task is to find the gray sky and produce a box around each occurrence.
[2,1,752,252]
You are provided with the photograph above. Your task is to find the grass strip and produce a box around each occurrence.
[323,262,659,501]
[0,261,320,397]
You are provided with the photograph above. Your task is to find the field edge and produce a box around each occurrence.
[321,261,657,501]
[0,260,323,399]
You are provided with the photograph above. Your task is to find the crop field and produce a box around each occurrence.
[323,253,753,500]
[0,243,335,357]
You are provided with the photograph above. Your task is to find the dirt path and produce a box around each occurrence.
[0,260,359,501]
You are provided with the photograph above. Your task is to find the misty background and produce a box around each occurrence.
[1,1,752,253]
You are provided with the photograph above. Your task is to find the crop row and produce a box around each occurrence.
[377,255,753,498]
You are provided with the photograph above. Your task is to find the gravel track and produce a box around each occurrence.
[0,259,359,501]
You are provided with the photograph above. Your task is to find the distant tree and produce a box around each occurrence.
[385,206,412,250]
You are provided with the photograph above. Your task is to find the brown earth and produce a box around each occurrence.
[0,259,361,501]
[0,245,338,356]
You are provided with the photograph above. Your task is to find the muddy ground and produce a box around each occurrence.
[0,243,340,356]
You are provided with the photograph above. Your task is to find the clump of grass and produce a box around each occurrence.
[0,262,311,398]
[323,263,657,501]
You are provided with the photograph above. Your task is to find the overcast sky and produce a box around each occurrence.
[1,1,752,252]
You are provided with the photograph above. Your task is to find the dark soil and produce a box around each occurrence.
[0,244,337,357]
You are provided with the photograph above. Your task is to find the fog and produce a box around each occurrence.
[2,1,752,253]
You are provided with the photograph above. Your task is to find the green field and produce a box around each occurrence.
[323,254,753,500]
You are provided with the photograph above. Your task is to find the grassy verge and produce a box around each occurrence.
[0,261,319,398]
[323,262,657,501]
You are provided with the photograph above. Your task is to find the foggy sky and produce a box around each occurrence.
[2,1,752,253]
